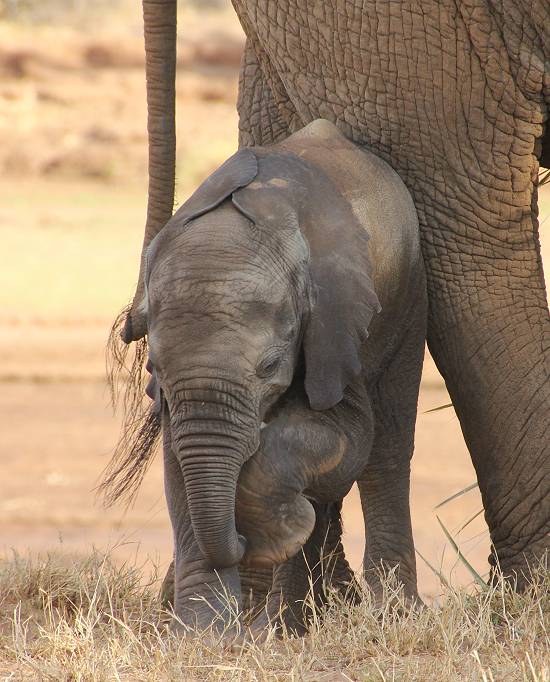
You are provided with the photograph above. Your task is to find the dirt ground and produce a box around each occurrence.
[1,2,549,601]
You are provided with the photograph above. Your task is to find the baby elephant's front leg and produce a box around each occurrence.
[236,410,366,568]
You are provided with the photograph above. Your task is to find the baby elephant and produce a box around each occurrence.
[110,118,427,635]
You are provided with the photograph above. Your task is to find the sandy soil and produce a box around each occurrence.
[1,2,548,601]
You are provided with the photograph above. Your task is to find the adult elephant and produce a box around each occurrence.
[123,0,549,588]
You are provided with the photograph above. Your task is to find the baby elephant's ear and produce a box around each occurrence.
[299,172,381,411]
[304,247,380,410]
[174,148,258,226]
[233,150,381,411]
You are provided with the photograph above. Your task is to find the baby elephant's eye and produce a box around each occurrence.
[256,350,284,378]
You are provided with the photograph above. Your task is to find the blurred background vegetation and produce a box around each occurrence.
[0,0,227,23]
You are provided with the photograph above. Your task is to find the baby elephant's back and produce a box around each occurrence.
[277,119,422,311]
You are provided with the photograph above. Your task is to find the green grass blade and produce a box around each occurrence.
[424,402,453,414]
[436,515,487,589]
[434,482,479,510]
[457,508,484,534]
[415,548,452,590]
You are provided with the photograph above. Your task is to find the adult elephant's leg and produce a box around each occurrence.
[386,7,549,586]
[236,37,300,147]
[421,183,549,586]
[162,410,242,633]
[358,317,426,603]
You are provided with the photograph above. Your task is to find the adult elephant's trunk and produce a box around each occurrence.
[170,387,259,569]
[123,0,177,343]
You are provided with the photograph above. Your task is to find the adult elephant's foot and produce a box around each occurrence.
[488,539,549,592]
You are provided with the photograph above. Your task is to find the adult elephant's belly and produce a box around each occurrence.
[234,0,545,264]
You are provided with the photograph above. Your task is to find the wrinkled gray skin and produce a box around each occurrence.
[141,120,426,633]
[126,0,549,605]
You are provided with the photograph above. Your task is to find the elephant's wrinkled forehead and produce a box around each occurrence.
[147,204,306,313]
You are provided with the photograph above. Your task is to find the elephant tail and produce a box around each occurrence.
[99,304,161,507]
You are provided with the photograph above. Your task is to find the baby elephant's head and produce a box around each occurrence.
[126,144,380,570]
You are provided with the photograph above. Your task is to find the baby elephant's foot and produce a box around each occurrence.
[363,563,424,613]
[246,591,308,642]
[236,467,316,568]
[160,560,175,609]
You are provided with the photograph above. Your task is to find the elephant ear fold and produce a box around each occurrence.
[233,150,381,411]
[143,147,259,284]
[174,148,258,226]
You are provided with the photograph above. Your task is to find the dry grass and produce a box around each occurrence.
[0,550,548,681]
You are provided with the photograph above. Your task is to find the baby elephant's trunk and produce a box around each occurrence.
[170,386,259,569]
